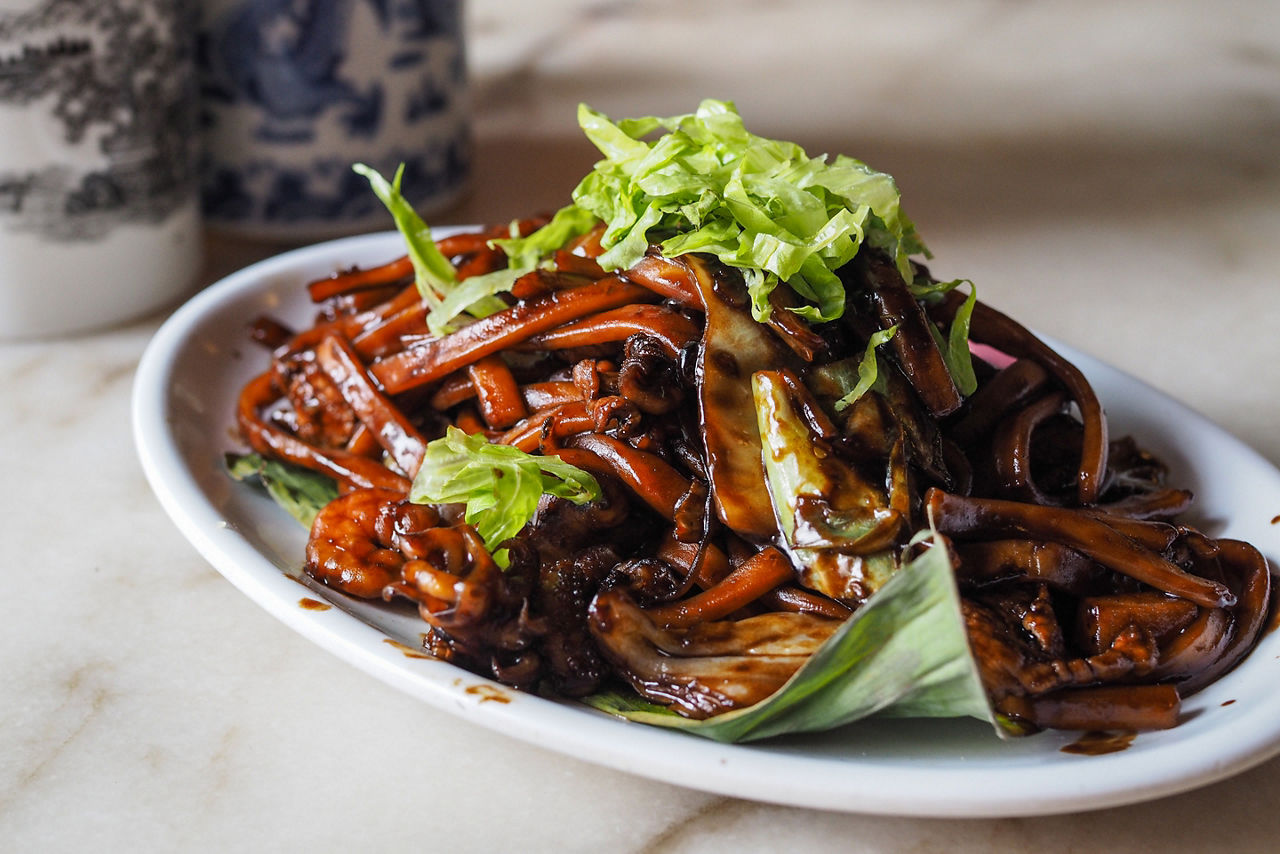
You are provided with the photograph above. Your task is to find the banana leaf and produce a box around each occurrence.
[583,532,997,742]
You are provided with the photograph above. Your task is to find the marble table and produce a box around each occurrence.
[4,1,1279,850]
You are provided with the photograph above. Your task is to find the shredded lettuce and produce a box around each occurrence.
[358,103,957,375]
[354,163,509,336]
[409,427,601,567]
[427,266,524,333]
[938,281,979,397]
[499,99,927,324]
[833,325,899,412]
[490,205,599,271]
[911,277,979,398]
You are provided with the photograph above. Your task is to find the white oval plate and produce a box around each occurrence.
[133,230,1280,818]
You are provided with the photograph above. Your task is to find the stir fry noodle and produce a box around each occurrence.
[230,102,1271,736]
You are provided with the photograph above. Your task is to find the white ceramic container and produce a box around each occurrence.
[0,0,202,339]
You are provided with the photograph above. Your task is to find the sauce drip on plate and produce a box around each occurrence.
[1060,730,1136,756]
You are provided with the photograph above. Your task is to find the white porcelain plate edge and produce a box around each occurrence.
[132,229,1280,818]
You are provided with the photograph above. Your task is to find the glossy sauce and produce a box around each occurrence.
[381,638,433,659]
[1060,730,1136,756]
[1265,589,1280,636]
[691,255,791,538]
[298,597,331,611]
[465,684,511,704]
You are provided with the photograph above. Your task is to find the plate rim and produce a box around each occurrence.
[132,228,1280,818]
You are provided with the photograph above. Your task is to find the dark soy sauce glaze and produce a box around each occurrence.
[1061,730,1137,756]
[382,638,432,659]
[1265,587,1280,636]
[466,684,512,704]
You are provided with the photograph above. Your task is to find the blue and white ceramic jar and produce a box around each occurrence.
[197,0,469,241]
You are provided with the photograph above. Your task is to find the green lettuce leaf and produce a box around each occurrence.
[583,530,996,742]
[225,452,338,529]
[428,266,525,333]
[409,427,601,567]
[939,281,979,397]
[490,205,599,271]
[907,276,979,398]
[496,99,926,324]
[833,325,899,412]
[354,163,508,335]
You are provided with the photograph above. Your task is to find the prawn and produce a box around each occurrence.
[305,488,440,598]
[385,526,545,685]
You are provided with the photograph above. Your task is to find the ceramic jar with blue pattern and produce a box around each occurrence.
[197,0,469,241]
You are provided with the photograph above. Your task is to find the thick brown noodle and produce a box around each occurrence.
[235,219,1272,733]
